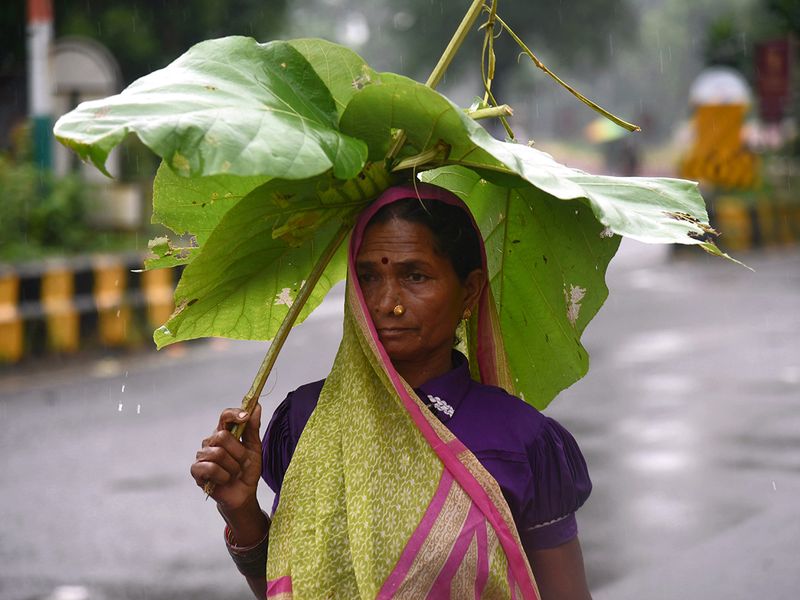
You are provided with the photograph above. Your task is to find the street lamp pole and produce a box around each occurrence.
[27,0,53,170]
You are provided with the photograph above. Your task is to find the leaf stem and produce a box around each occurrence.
[466,104,514,120]
[492,11,641,132]
[203,221,351,496]
[391,142,451,172]
[425,0,488,89]
[385,0,487,163]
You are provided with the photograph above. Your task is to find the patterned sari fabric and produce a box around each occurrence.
[266,185,540,599]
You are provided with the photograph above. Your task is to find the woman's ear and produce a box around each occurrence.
[462,268,485,311]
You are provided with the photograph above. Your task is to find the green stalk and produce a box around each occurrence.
[391,142,451,172]
[203,221,351,496]
[426,0,487,89]
[466,104,513,120]
[492,11,640,132]
[480,0,498,104]
[385,0,487,163]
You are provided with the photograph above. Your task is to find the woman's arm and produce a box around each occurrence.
[191,404,269,599]
[526,536,592,600]
[219,498,270,599]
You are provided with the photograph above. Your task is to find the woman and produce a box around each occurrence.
[191,183,593,599]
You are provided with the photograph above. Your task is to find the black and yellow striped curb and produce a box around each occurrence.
[0,253,180,363]
[709,195,800,252]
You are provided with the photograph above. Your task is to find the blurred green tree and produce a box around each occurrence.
[1,0,289,85]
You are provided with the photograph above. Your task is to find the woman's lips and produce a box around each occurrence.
[376,327,415,337]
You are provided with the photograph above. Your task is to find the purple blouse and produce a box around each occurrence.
[261,351,591,551]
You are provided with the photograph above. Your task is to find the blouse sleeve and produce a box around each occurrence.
[261,393,294,512]
[518,416,592,551]
[260,379,325,514]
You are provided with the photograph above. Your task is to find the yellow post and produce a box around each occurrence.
[41,267,79,352]
[755,196,776,247]
[715,196,753,251]
[142,268,175,328]
[0,273,23,362]
[94,259,131,347]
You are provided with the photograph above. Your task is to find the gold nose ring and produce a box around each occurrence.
[393,304,406,316]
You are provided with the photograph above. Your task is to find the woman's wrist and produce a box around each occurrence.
[218,497,270,547]
[222,507,271,579]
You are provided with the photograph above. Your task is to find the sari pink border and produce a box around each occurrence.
[376,470,455,599]
[350,183,538,600]
[475,516,489,599]
[266,575,292,596]
[425,501,486,599]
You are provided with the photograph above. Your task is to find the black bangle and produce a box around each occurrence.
[224,517,269,579]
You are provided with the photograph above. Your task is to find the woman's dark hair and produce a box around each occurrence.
[367,197,482,282]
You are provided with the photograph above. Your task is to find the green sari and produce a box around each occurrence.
[266,184,539,599]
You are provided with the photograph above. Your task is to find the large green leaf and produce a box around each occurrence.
[143,41,378,270]
[288,39,378,119]
[54,37,368,180]
[144,162,270,269]
[154,164,391,348]
[151,162,269,246]
[424,166,620,409]
[340,73,722,251]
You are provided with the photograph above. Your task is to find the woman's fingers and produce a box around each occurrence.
[216,407,250,433]
[192,404,264,489]
[190,460,233,488]
[195,444,242,476]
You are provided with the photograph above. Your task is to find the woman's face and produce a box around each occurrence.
[356,217,483,367]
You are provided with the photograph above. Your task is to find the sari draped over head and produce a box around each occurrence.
[266,184,540,599]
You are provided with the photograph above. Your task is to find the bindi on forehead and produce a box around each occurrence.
[381,257,389,264]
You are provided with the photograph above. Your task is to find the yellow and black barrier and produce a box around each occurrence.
[0,254,181,363]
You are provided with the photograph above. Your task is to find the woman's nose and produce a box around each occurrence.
[374,279,401,314]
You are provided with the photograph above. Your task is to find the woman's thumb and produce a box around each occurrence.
[240,403,262,447]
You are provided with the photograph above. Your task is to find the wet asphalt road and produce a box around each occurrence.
[1,241,798,600]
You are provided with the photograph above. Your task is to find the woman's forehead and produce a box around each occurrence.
[357,219,438,259]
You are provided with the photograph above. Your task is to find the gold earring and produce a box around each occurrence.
[393,304,406,316]
[462,308,472,320]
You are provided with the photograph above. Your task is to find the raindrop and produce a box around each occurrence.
[137,404,141,414]
[772,481,777,491]
[608,34,614,57]
[118,402,123,412]
[659,50,664,74]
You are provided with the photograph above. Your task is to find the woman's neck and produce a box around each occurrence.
[392,349,453,388]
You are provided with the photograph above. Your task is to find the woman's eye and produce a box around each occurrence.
[358,272,377,283]
[407,273,427,282]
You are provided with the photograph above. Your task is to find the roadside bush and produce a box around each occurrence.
[0,157,94,261]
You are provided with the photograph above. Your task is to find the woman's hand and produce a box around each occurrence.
[191,404,263,514]
[192,405,269,599]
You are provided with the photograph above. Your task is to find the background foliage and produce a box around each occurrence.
[0,156,91,260]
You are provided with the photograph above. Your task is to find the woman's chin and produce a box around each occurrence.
[379,340,419,364]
